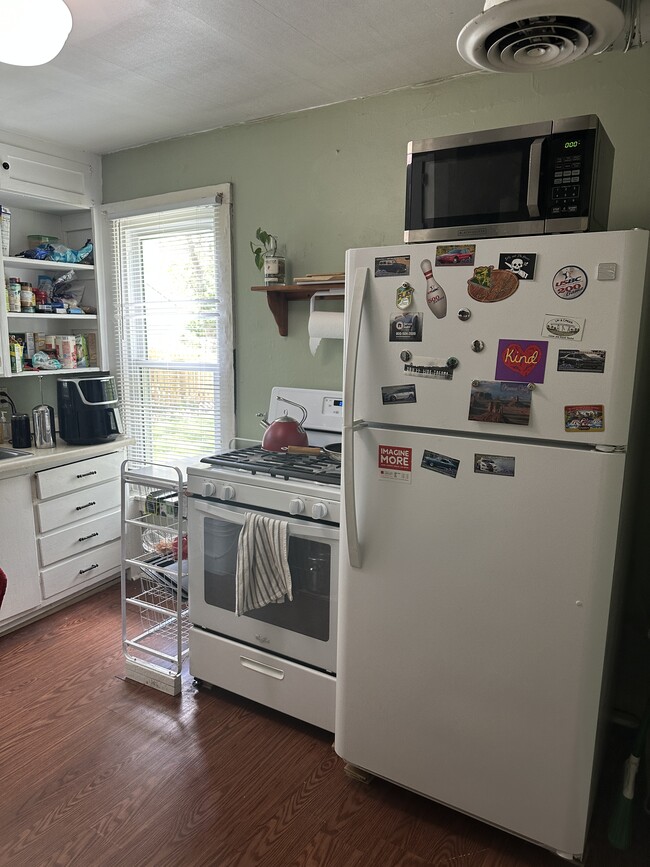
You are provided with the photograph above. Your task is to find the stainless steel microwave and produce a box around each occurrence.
[404,115,614,242]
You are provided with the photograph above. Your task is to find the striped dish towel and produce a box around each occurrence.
[235,513,293,616]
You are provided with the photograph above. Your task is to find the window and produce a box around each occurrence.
[104,185,234,473]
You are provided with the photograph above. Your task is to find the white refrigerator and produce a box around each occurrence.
[335,229,649,860]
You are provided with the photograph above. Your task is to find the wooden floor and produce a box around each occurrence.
[0,585,647,867]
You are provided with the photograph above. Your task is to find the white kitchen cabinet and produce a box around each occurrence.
[0,142,93,208]
[0,475,41,624]
[0,137,105,380]
[34,450,124,603]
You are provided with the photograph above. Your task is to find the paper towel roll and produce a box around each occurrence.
[308,310,344,355]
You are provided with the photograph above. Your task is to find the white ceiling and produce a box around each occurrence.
[0,0,483,155]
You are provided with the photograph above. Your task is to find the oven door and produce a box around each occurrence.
[188,497,339,673]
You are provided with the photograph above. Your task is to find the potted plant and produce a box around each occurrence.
[250,227,286,285]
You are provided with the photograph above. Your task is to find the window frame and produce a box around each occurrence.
[102,184,235,471]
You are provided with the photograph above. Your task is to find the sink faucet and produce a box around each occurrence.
[0,391,17,415]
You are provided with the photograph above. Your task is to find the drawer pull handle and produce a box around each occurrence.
[76,470,98,479]
[76,501,96,511]
[78,532,99,542]
[240,656,285,680]
[79,564,98,575]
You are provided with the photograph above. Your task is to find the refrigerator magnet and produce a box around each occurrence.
[469,381,531,426]
[565,405,604,432]
[381,384,416,405]
[396,282,414,309]
[558,350,606,373]
[467,266,518,303]
[498,253,537,280]
[552,266,588,300]
[389,311,422,342]
[403,355,454,380]
[495,339,548,384]
[420,259,447,319]
[421,450,460,479]
[375,256,410,278]
[541,314,585,341]
[474,454,515,477]
[378,444,412,482]
[435,244,476,267]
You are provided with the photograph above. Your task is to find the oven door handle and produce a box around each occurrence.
[189,498,339,541]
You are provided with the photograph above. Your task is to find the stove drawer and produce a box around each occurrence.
[189,627,336,732]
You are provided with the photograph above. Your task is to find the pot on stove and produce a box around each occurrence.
[257,396,309,451]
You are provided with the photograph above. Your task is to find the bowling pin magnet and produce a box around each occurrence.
[420,259,447,319]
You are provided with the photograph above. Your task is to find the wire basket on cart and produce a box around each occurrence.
[121,461,189,694]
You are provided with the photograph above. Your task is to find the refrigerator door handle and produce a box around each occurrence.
[343,266,369,429]
[343,424,362,568]
[342,265,367,568]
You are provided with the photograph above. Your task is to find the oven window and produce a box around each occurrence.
[202,515,332,641]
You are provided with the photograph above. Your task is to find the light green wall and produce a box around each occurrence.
[103,48,650,440]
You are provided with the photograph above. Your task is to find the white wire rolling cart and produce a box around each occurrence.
[121,461,189,695]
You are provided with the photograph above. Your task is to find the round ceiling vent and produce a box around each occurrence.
[457,0,625,72]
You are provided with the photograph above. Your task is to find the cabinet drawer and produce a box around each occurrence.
[38,508,121,567]
[35,451,122,500]
[36,479,120,533]
[40,539,121,600]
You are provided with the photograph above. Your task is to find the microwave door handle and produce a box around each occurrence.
[526,137,545,219]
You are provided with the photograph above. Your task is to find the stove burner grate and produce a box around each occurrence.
[201,445,341,486]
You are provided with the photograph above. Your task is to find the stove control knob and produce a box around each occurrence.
[289,498,305,515]
[202,481,216,497]
[221,485,236,501]
[311,503,329,520]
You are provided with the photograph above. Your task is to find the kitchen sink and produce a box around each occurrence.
[0,447,33,459]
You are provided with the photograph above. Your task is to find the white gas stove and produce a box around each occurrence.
[186,388,342,732]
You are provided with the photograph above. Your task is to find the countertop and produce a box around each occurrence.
[0,436,135,480]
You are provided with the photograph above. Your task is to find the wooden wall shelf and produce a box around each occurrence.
[251,283,344,336]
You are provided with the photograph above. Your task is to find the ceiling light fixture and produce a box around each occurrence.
[0,0,72,67]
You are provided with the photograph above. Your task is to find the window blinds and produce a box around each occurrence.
[110,195,234,472]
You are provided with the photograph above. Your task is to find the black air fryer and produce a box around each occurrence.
[57,375,123,445]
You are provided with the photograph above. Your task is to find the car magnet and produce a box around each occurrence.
[469,381,531,426]
[375,256,410,277]
[435,244,476,267]
[474,454,515,477]
[541,314,585,341]
[403,355,454,380]
[420,259,447,319]
[421,450,460,479]
[467,266,518,303]
[498,253,536,280]
[389,311,422,342]
[558,350,606,373]
[495,339,548,384]
[396,282,414,309]
[565,405,604,432]
[381,384,417,405]
[553,265,588,300]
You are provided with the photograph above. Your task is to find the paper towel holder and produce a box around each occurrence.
[308,290,345,355]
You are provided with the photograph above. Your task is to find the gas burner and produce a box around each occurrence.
[201,445,341,486]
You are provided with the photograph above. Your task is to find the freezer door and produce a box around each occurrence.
[345,229,649,445]
[336,426,626,857]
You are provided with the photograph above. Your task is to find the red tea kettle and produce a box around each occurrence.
[258,396,309,451]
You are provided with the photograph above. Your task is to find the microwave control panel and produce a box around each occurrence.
[543,130,595,219]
